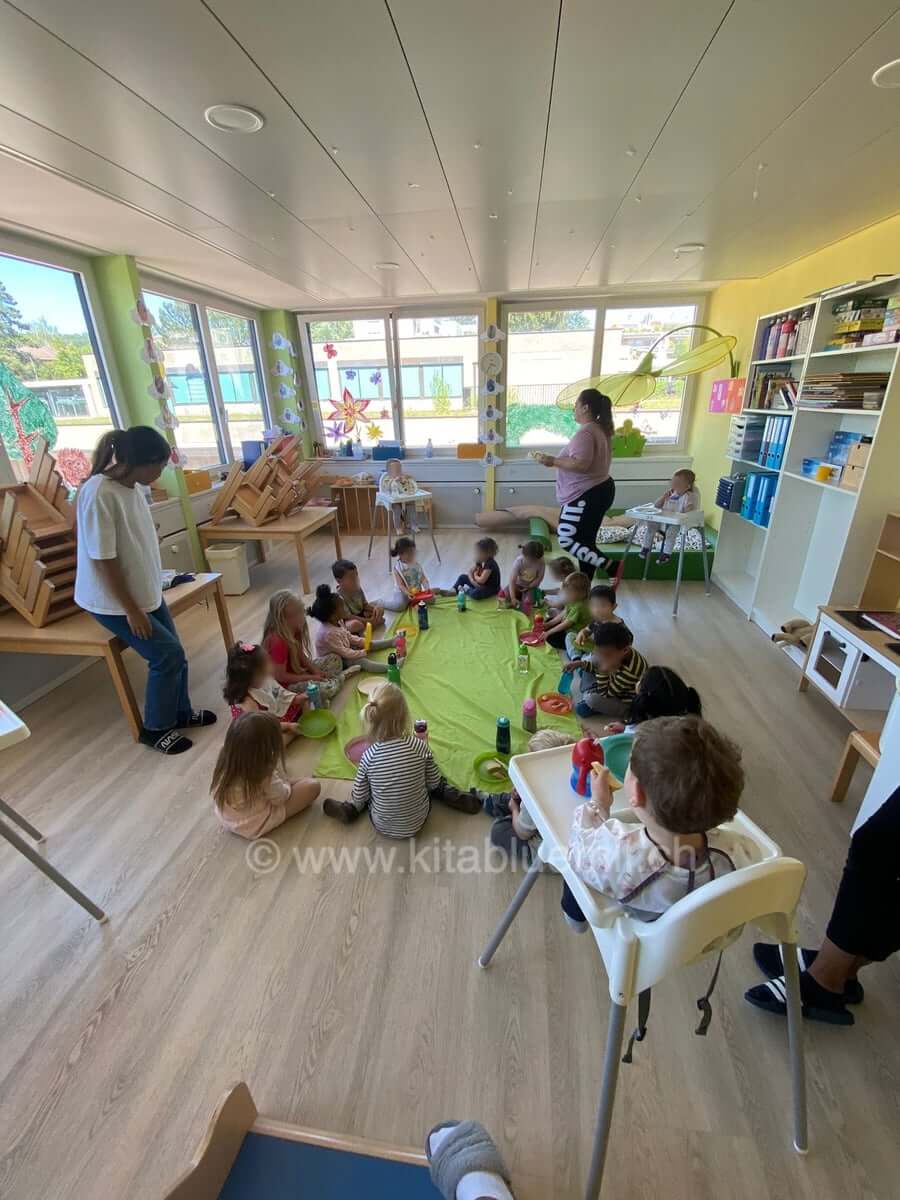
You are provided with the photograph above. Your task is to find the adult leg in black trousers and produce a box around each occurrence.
[557,477,616,578]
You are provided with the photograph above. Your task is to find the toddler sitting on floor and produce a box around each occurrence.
[223,641,307,742]
[331,558,384,634]
[564,620,646,720]
[262,588,352,703]
[309,584,396,674]
[450,536,501,600]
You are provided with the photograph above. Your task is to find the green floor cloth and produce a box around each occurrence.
[314,598,580,789]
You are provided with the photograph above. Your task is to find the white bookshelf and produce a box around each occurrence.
[711,276,900,656]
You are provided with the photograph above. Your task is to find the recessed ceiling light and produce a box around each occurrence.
[407,181,420,189]
[506,188,514,196]
[330,145,339,155]
[472,142,481,150]
[374,261,400,271]
[633,194,642,204]
[873,59,900,87]
[428,233,436,240]
[625,145,637,157]
[488,211,499,220]
[204,104,265,133]
[674,242,705,254]
[266,190,275,198]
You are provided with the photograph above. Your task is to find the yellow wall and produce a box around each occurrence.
[687,212,900,526]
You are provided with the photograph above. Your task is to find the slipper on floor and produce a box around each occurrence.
[752,941,864,1004]
[426,1120,512,1200]
[745,973,854,1026]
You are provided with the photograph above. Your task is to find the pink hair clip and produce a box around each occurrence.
[239,641,257,653]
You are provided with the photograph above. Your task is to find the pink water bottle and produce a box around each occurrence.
[394,630,407,659]
[522,698,537,733]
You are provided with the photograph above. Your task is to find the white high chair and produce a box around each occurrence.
[477,744,808,1200]
[367,481,441,571]
[620,501,710,616]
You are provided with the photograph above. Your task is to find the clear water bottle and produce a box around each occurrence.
[517,645,529,674]
[425,437,434,458]
[307,682,322,710]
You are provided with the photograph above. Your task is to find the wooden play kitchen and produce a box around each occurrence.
[0,438,78,627]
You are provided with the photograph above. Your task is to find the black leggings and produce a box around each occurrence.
[826,783,900,962]
[557,477,616,577]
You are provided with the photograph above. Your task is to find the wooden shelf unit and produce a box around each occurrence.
[712,276,900,650]
[860,513,900,611]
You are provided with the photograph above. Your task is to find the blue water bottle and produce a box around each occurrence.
[307,682,322,710]
[417,601,429,630]
[456,588,467,612]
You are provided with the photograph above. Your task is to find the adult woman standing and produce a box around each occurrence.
[533,388,615,577]
[74,426,215,754]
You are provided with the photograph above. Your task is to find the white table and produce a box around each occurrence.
[620,502,710,615]
[0,700,106,921]
[367,488,441,570]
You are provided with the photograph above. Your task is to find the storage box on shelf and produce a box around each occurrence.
[712,276,900,656]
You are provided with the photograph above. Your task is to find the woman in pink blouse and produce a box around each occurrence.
[533,388,615,577]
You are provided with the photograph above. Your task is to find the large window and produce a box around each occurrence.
[308,318,396,448]
[503,301,698,448]
[143,291,269,468]
[395,314,479,447]
[504,309,596,448]
[0,252,117,487]
[207,307,267,447]
[305,311,479,450]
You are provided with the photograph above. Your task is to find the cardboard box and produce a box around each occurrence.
[840,464,864,492]
[845,441,871,470]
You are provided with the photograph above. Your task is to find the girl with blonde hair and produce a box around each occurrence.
[262,588,354,701]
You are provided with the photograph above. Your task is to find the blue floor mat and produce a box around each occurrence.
[219,1131,440,1199]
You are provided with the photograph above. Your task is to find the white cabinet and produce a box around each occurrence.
[428,483,485,526]
[805,612,897,713]
[158,531,195,574]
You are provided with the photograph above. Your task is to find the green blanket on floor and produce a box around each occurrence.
[314,598,580,789]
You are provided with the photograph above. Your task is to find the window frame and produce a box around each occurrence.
[297,304,482,455]
[139,273,271,469]
[0,229,124,432]
[499,293,707,455]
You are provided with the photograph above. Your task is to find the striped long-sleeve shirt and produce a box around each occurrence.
[582,647,647,703]
[351,736,441,838]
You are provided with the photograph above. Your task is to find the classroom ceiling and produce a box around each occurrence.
[1,0,900,309]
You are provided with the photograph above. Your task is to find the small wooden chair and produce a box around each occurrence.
[829,728,881,804]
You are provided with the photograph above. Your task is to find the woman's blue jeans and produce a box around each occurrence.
[91,601,191,731]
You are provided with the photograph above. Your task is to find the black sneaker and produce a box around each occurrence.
[433,780,481,814]
[139,727,193,755]
[182,709,217,728]
[752,942,864,1004]
[323,798,361,824]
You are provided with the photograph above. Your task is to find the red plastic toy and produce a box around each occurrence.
[409,589,434,604]
[570,737,605,796]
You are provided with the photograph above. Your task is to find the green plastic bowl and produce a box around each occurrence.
[297,708,337,739]
[473,750,511,791]
[599,732,633,783]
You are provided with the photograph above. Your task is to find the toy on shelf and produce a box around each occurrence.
[0,438,80,627]
[570,737,605,796]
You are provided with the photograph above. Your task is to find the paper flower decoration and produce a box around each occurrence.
[147,377,172,401]
[479,350,502,376]
[271,359,293,378]
[345,369,357,380]
[270,331,292,352]
[556,325,736,411]
[324,421,344,441]
[327,388,370,434]
[281,408,300,425]
[365,422,383,441]
[379,407,389,420]
[323,343,337,359]
[481,323,506,342]
[483,403,500,422]
[130,298,155,327]
[481,378,504,396]
[369,370,382,385]
[276,382,296,400]
[141,337,161,364]
[169,445,188,468]
[483,449,503,466]
[480,428,502,445]
[155,407,179,431]
[54,448,92,488]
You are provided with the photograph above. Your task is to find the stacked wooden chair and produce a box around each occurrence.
[0,439,78,626]
[208,436,320,526]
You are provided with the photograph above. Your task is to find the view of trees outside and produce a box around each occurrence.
[0,256,114,485]
[207,307,267,451]
[504,304,697,448]
[308,314,480,448]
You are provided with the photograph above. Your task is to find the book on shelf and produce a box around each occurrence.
[832,297,888,314]
[861,611,900,638]
[799,372,888,409]
[750,372,797,409]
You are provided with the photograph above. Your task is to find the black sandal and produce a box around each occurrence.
[139,727,193,755]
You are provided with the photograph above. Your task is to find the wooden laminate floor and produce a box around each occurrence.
[1,529,897,1200]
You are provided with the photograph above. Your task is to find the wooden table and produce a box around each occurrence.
[198,506,342,594]
[0,574,233,741]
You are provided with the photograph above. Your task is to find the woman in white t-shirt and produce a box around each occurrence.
[75,427,215,754]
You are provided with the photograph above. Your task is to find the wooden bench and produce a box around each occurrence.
[0,574,233,741]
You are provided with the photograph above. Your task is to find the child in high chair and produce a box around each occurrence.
[567,583,622,658]
[331,558,384,633]
[380,458,419,534]
[387,536,433,611]
[543,555,577,611]
[262,589,353,703]
[450,536,501,600]
[506,539,546,608]
[223,642,307,741]
[323,682,480,835]
[542,572,590,649]
[639,468,700,564]
[309,584,396,673]
[563,715,755,929]
[564,620,646,719]
[212,711,321,840]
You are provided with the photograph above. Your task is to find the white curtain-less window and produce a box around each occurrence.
[395,313,479,447]
[0,252,117,487]
[207,307,268,450]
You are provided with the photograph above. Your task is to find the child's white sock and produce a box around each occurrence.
[428,1127,513,1200]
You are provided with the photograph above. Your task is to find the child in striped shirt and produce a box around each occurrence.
[563,620,647,720]
[323,683,480,836]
